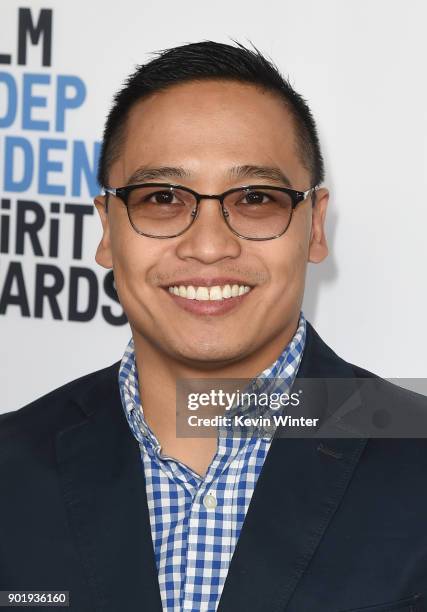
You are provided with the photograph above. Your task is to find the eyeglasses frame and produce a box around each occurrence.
[103,182,318,241]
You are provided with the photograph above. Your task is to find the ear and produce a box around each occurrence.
[308,187,329,263]
[94,194,113,268]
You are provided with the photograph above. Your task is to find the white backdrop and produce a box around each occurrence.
[1,0,426,413]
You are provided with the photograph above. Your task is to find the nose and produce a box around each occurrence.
[175,197,241,264]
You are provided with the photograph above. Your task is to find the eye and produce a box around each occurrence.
[241,190,273,205]
[144,190,180,205]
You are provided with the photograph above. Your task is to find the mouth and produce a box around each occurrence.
[161,278,254,315]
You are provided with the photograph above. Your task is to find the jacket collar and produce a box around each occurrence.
[55,320,368,611]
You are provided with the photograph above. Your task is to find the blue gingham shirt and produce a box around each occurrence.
[118,311,306,611]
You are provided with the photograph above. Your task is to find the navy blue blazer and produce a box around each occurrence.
[1,321,426,612]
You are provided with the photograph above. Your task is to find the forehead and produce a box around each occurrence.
[111,79,307,187]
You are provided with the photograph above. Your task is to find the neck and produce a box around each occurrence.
[132,314,301,448]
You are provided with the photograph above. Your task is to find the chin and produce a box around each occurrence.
[174,343,245,366]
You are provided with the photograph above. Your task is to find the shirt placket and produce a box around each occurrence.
[180,430,251,611]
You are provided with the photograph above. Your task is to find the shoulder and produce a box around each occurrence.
[349,362,427,411]
[338,359,427,456]
[306,320,426,409]
[0,360,121,440]
[304,321,427,451]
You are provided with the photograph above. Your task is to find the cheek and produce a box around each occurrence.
[112,237,140,283]
[109,223,155,303]
[262,236,307,291]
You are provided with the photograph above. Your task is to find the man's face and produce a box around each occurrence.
[94,79,328,368]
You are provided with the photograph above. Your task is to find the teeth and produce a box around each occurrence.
[186,285,196,299]
[168,284,251,301]
[196,286,210,300]
[223,285,232,298]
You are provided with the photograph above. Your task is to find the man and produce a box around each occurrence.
[1,41,426,612]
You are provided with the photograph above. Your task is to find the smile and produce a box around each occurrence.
[168,284,251,301]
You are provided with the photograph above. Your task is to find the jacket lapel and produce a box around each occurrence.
[55,364,162,612]
[217,322,369,611]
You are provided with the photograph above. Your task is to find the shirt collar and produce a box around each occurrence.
[118,311,306,449]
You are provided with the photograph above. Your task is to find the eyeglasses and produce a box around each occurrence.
[103,182,317,241]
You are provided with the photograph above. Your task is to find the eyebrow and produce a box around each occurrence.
[125,164,293,188]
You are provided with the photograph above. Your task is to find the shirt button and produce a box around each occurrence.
[203,493,217,510]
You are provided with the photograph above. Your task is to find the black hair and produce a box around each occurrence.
[97,39,325,189]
